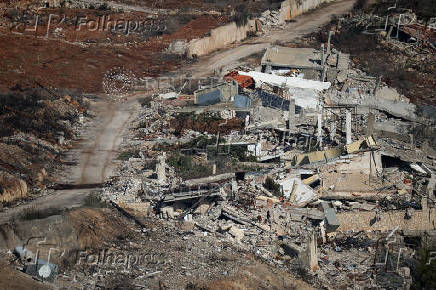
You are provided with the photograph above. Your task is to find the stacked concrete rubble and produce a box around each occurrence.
[105,38,436,288]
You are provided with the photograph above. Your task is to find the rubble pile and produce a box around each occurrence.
[102,10,436,286]
[316,9,436,106]
[2,1,435,288]
[258,10,283,30]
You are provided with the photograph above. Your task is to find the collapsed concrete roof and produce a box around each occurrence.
[239,71,331,91]
[261,46,323,70]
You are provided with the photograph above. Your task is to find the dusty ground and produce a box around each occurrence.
[0,261,52,290]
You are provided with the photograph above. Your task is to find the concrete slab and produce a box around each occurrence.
[261,46,323,70]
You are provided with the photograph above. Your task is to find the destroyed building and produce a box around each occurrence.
[1,0,435,289]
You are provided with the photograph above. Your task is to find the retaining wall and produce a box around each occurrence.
[186,0,337,58]
[186,20,256,58]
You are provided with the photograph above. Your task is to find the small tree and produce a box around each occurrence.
[234,4,249,27]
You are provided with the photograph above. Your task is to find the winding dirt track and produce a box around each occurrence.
[0,96,139,224]
[0,0,355,224]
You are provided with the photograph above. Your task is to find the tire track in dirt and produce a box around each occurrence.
[79,101,116,184]
[100,100,138,182]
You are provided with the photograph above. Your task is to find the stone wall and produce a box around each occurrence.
[280,0,337,22]
[186,20,256,58]
[336,208,436,232]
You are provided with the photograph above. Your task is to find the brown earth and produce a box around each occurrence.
[0,261,53,290]
[203,264,314,290]
[101,0,282,13]
[0,205,313,289]
[67,207,135,248]
[0,172,28,203]
[0,7,227,93]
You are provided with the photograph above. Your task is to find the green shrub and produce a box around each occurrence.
[234,4,249,27]
[118,150,140,160]
[168,153,212,179]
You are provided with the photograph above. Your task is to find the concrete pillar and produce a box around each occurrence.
[409,133,414,147]
[427,174,435,198]
[289,98,296,132]
[330,116,336,141]
[317,113,323,148]
[305,232,318,271]
[327,30,333,54]
[232,178,238,200]
[265,65,272,74]
[373,76,382,96]
[367,112,375,137]
[321,65,327,82]
[216,132,220,152]
[212,163,216,175]
[156,152,167,184]
[387,25,393,39]
[320,44,325,66]
[396,14,403,39]
[346,110,352,145]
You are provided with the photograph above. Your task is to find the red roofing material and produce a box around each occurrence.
[224,71,255,89]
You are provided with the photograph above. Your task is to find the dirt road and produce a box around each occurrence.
[191,0,355,77]
[0,96,139,224]
[0,0,355,224]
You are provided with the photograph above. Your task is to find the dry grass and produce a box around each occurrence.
[68,208,135,248]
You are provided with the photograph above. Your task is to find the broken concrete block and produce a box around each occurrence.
[219,222,233,232]
[194,204,210,215]
[281,178,316,206]
[321,202,340,232]
[376,86,400,101]
[179,221,195,231]
[161,206,175,219]
[228,226,244,242]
